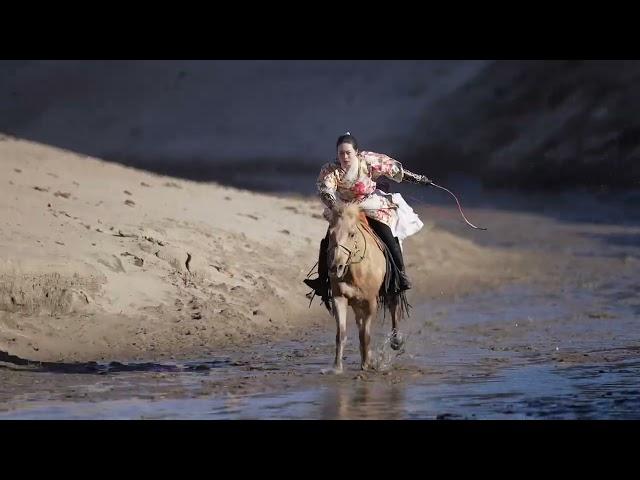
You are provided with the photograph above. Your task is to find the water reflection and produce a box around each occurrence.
[320,380,405,420]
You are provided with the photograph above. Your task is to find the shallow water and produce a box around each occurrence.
[1,281,638,420]
[1,346,639,420]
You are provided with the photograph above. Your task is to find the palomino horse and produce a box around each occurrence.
[326,204,405,373]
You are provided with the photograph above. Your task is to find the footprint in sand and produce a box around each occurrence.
[121,252,144,267]
[96,254,126,273]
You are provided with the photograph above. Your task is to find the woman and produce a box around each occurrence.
[304,132,432,304]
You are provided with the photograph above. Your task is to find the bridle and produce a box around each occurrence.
[334,222,367,269]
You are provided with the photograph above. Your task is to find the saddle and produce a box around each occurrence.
[357,212,385,252]
[357,212,410,317]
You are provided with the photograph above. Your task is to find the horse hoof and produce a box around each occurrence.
[390,335,404,351]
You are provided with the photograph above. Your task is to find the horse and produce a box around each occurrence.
[325,203,405,373]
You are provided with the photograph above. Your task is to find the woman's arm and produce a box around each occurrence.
[361,151,403,182]
[316,162,339,208]
[362,151,431,185]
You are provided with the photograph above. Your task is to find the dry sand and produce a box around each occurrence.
[1,137,533,362]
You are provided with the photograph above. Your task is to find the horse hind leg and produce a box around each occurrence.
[388,295,405,351]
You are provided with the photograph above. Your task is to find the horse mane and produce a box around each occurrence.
[330,203,362,226]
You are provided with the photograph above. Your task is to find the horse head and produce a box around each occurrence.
[327,203,362,279]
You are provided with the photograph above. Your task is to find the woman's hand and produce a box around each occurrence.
[403,169,432,185]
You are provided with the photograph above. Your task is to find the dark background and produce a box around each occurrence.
[2,60,639,195]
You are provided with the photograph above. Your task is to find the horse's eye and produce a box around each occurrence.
[350,232,355,238]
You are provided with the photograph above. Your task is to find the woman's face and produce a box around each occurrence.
[337,142,358,169]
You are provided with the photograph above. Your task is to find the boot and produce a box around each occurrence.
[368,219,412,292]
[387,237,411,291]
[303,234,331,310]
[393,238,412,291]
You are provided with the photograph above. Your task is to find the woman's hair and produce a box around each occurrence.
[336,132,359,151]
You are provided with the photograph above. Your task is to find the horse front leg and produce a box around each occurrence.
[357,300,376,370]
[354,309,367,371]
[331,295,349,373]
